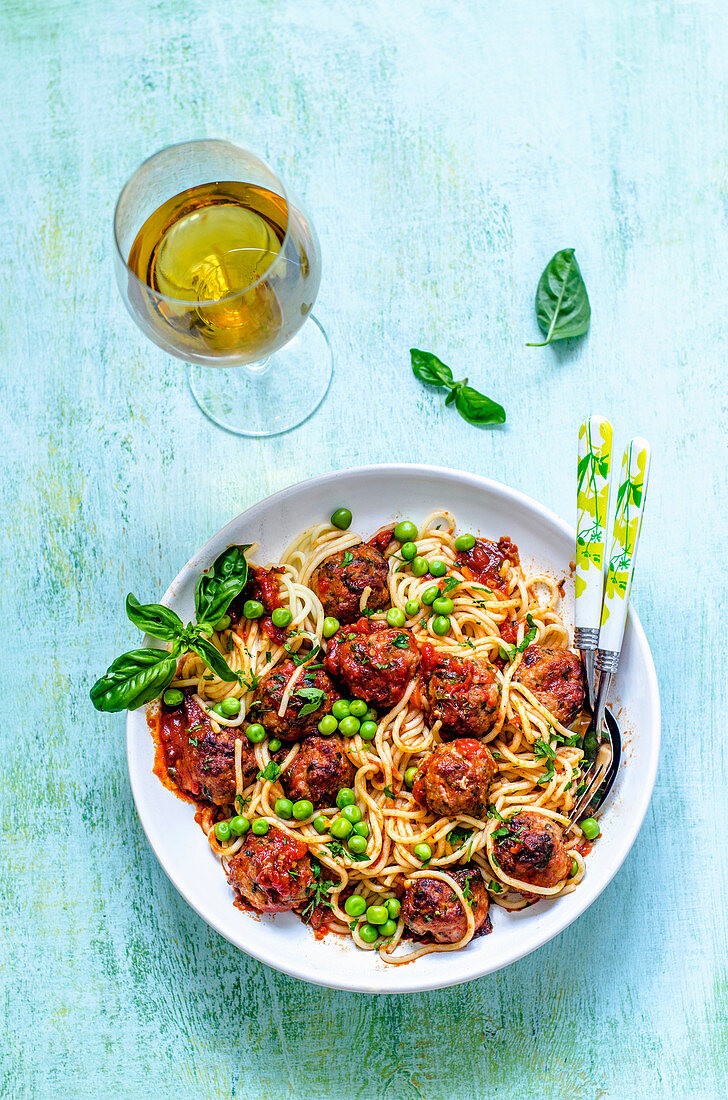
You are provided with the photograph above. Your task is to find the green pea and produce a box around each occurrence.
[344,894,367,917]
[400,541,417,561]
[163,688,184,707]
[332,700,351,720]
[245,723,266,743]
[213,614,231,631]
[404,599,420,617]
[341,804,362,824]
[318,714,338,736]
[211,703,226,717]
[268,738,282,752]
[243,599,264,619]
[411,556,429,577]
[219,696,241,718]
[421,585,440,606]
[359,720,377,740]
[339,715,361,737]
[271,607,293,628]
[322,616,340,638]
[331,508,352,530]
[386,607,406,628]
[251,819,269,836]
[292,799,314,821]
[569,858,579,878]
[366,904,388,925]
[432,596,454,616]
[394,520,418,543]
[274,798,293,820]
[386,898,401,919]
[379,919,397,938]
[336,788,356,808]
[230,816,250,837]
[364,708,378,722]
[359,923,379,944]
[454,533,476,552]
[349,699,368,717]
[347,835,368,855]
[214,821,231,842]
[432,615,451,636]
[330,817,353,839]
[581,817,600,840]
[404,766,418,789]
[428,560,448,578]
[413,842,432,862]
[353,822,370,838]
[313,815,329,834]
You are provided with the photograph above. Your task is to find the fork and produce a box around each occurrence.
[569,433,651,825]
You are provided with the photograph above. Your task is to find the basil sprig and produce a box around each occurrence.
[91,545,251,713]
[527,248,591,346]
[410,349,506,426]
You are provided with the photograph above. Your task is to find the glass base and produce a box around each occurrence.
[187,315,332,437]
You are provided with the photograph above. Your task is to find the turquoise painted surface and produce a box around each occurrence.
[1,1,726,1096]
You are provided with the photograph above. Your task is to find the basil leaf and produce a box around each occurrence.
[257,761,282,782]
[125,593,185,642]
[195,545,251,626]
[411,349,506,428]
[527,248,591,346]
[454,385,506,426]
[189,635,239,683]
[410,348,454,388]
[296,686,325,717]
[90,648,177,712]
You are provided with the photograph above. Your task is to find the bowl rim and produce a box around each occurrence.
[126,462,661,993]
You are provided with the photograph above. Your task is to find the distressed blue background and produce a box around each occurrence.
[2,1,726,1097]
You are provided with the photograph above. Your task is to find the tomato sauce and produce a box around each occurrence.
[457,536,519,592]
[367,527,395,553]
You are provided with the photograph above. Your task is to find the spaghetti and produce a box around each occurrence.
[152,511,592,963]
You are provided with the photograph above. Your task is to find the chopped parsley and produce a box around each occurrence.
[439,577,460,596]
[392,633,410,649]
[383,785,396,799]
[487,879,502,894]
[342,551,354,567]
[189,723,204,732]
[188,737,198,747]
[238,671,260,691]
[302,862,332,921]
[265,651,272,663]
[459,637,476,650]
[487,806,506,822]
[449,826,473,848]
[257,761,282,782]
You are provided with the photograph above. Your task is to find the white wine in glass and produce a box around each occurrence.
[114,141,332,436]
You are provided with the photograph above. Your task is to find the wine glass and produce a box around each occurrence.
[113,140,332,436]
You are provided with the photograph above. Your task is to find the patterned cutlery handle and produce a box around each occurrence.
[596,437,651,668]
[575,416,613,648]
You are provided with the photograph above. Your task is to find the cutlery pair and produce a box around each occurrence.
[570,417,651,825]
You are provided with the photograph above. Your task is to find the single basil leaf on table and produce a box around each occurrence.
[527,248,591,346]
[410,348,454,388]
[195,544,251,625]
[454,385,506,426]
[90,648,178,712]
[125,593,185,642]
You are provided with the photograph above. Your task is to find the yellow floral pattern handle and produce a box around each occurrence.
[576,416,612,629]
[598,437,651,648]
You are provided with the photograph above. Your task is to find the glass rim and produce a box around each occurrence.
[112,138,293,307]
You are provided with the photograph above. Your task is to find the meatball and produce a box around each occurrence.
[413,738,497,818]
[401,866,492,943]
[283,736,354,808]
[158,691,256,804]
[325,623,420,707]
[492,810,571,889]
[252,660,340,741]
[424,650,501,738]
[456,536,519,592]
[311,542,390,623]
[514,645,585,726]
[227,827,315,913]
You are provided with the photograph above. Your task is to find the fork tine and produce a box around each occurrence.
[568,761,606,827]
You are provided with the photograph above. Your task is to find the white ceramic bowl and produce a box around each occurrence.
[126,464,660,993]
